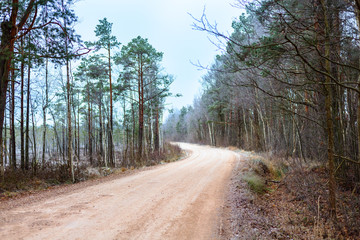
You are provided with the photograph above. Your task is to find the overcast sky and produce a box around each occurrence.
[73,0,244,115]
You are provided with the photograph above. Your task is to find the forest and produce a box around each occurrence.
[0,0,178,185]
[164,0,360,234]
[1,0,360,238]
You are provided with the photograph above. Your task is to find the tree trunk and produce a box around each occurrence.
[108,46,114,167]
[0,21,17,165]
[1,110,6,179]
[103,113,108,168]
[321,0,336,219]
[87,86,93,165]
[131,101,135,164]
[20,37,25,171]
[154,107,160,153]
[355,0,360,183]
[66,60,74,182]
[4,109,7,167]
[122,99,128,165]
[77,92,80,161]
[237,108,241,148]
[99,100,104,165]
[63,0,74,182]
[207,119,213,146]
[0,136,4,180]
[138,56,144,162]
[25,38,31,170]
[42,57,48,169]
[72,93,78,164]
[10,66,16,170]
[253,106,261,152]
[42,4,49,170]
[31,98,37,174]
[50,109,63,161]
[243,108,249,148]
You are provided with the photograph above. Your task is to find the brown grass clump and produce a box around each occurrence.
[164,142,183,162]
[242,172,267,194]
[227,146,239,151]
[242,156,288,195]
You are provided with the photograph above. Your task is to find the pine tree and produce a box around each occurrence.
[87,18,120,167]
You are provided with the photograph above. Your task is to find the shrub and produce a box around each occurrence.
[242,172,267,194]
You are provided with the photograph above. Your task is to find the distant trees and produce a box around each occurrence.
[164,0,360,218]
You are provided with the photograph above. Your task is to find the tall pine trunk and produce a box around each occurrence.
[0,21,17,167]
[108,46,114,167]
[154,107,160,153]
[63,0,74,182]
[321,0,336,218]
[20,37,25,171]
[31,98,37,173]
[42,57,48,169]
[99,100,104,165]
[355,0,360,183]
[10,66,16,170]
[87,85,93,165]
[25,35,31,170]
[138,56,144,162]
[66,56,74,182]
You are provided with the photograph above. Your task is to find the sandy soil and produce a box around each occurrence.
[0,143,238,240]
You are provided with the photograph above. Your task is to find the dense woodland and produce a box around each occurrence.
[0,1,175,183]
[165,0,360,221]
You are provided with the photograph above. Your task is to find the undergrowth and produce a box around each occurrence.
[0,142,183,200]
[242,172,267,194]
[231,148,360,239]
[242,155,288,195]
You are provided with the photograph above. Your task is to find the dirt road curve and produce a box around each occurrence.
[0,143,237,240]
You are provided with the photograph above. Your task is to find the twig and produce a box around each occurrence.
[266,180,281,184]
[334,154,360,165]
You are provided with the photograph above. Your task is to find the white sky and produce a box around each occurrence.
[73,0,244,115]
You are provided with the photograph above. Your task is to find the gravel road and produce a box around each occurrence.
[0,143,237,240]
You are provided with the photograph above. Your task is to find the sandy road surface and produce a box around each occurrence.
[0,143,238,240]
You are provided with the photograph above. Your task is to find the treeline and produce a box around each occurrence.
[0,1,174,182]
[164,0,360,218]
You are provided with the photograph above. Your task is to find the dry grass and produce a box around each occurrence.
[224,149,360,239]
[0,168,70,200]
[242,172,267,194]
[241,155,288,196]
[0,142,184,201]
[227,146,239,151]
